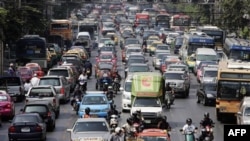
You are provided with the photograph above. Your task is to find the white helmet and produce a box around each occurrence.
[10,63,14,66]
[33,73,37,77]
[108,86,112,89]
[115,127,121,133]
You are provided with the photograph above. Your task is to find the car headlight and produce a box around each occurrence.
[207,94,214,98]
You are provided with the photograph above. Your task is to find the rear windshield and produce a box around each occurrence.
[48,70,69,77]
[0,77,21,86]
[0,95,8,101]
[39,78,60,86]
[13,115,39,123]
[24,105,48,113]
[29,88,54,97]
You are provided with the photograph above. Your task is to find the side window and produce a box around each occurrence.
[62,78,67,85]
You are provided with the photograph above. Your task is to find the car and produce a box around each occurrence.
[121,74,133,111]
[16,66,34,82]
[196,82,217,106]
[153,52,170,69]
[125,47,143,62]
[96,53,117,66]
[125,63,150,78]
[156,44,170,51]
[163,70,190,98]
[98,38,112,49]
[126,58,147,69]
[172,35,183,54]
[216,49,228,61]
[123,38,140,49]
[0,76,25,102]
[95,61,116,78]
[237,97,250,125]
[20,101,56,131]
[99,46,116,55]
[25,85,60,118]
[195,61,217,76]
[200,66,218,84]
[166,32,180,44]
[148,40,163,56]
[77,92,112,118]
[8,113,47,141]
[66,118,111,141]
[160,57,181,73]
[0,93,15,119]
[47,67,76,91]
[38,75,71,103]
[166,63,189,73]
[25,63,45,78]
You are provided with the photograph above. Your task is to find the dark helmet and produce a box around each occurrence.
[204,112,209,118]
[127,118,133,124]
[136,109,141,114]
[162,116,167,121]
[85,107,90,114]
[186,118,192,124]
[132,111,138,117]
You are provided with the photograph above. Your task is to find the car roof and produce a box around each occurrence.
[76,118,107,122]
[129,63,148,66]
[40,75,64,79]
[30,85,53,88]
[25,100,51,105]
[203,67,218,71]
[49,67,69,70]
[85,92,106,97]
[164,71,186,74]
[127,47,141,49]
[15,113,41,117]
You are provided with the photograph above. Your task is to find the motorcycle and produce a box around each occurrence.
[200,125,214,141]
[180,127,198,141]
[79,80,87,93]
[140,30,144,36]
[110,114,119,130]
[71,95,82,115]
[165,91,175,109]
[106,91,114,101]
[86,68,91,79]
[112,77,120,94]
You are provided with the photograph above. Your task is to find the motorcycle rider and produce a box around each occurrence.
[165,82,174,105]
[82,107,91,118]
[122,118,134,141]
[131,111,142,124]
[107,86,114,100]
[84,60,92,77]
[110,127,123,141]
[142,39,147,52]
[8,63,16,76]
[199,112,214,141]
[78,71,88,89]
[135,109,144,122]
[181,118,198,139]
[113,71,121,91]
[71,87,83,108]
[108,105,119,121]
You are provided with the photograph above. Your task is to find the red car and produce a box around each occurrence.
[0,91,15,119]
[25,63,45,78]
[96,53,117,66]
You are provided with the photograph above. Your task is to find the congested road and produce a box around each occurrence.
[0,34,225,141]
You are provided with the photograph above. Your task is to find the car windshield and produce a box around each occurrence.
[139,137,168,141]
[99,64,112,69]
[29,88,54,97]
[128,59,145,64]
[244,107,250,116]
[82,96,107,105]
[101,47,113,51]
[24,105,47,113]
[198,62,216,70]
[48,70,69,77]
[100,38,111,43]
[157,46,169,50]
[197,55,217,61]
[156,54,169,59]
[73,121,109,132]
[0,95,8,101]
[168,66,186,71]
[125,82,132,92]
[13,115,39,123]
[39,78,60,86]
[175,37,184,45]
[125,40,139,45]
[129,66,148,72]
[204,70,217,77]
[100,55,112,59]
[204,84,217,91]
[134,98,161,107]
[0,77,21,86]
[164,73,184,80]
[127,49,141,53]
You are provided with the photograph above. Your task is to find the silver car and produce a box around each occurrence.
[67,118,111,141]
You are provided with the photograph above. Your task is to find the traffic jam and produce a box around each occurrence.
[0,1,249,141]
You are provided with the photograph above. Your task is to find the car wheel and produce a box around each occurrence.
[56,107,60,119]
[197,96,200,103]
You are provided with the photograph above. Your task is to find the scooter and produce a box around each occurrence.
[112,77,120,94]
[71,94,82,115]
[165,91,175,109]
[79,80,87,93]
[86,68,91,79]
[200,125,214,141]
[180,127,198,141]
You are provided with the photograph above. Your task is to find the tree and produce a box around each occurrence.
[0,8,7,41]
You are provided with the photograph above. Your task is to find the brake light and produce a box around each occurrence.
[60,87,65,94]
[47,112,51,117]
[35,125,42,132]
[5,104,11,109]
[9,126,16,133]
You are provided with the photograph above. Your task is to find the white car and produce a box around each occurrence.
[121,74,133,111]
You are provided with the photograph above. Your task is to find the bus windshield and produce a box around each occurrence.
[218,81,250,99]
[229,50,250,61]
[16,40,46,58]
[202,30,224,43]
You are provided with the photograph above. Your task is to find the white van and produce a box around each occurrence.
[194,48,218,71]
[237,97,250,125]
[77,32,91,40]
[121,74,133,111]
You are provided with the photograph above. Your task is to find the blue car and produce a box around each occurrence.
[78,91,112,118]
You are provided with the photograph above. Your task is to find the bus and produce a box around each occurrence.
[224,38,250,61]
[179,31,215,69]
[155,14,170,28]
[216,60,250,122]
[170,14,191,31]
[15,35,48,70]
[196,26,225,49]
[49,19,73,49]
[77,19,98,40]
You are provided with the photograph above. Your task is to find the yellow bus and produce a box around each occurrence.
[49,19,73,48]
[216,60,250,122]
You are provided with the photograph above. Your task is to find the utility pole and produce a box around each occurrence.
[0,41,3,75]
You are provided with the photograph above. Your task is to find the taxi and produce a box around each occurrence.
[105,32,119,45]
[149,40,163,56]
[65,47,89,62]
[25,63,44,78]
[185,54,196,71]
[148,35,160,41]
[122,44,141,62]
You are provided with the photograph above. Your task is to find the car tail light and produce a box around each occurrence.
[35,125,42,132]
[60,87,65,94]
[47,112,52,117]
[5,104,11,109]
[9,126,16,133]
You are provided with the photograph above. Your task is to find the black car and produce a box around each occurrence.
[8,113,47,141]
[196,83,217,106]
[20,101,56,131]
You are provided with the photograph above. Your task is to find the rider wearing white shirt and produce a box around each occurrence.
[182,118,197,139]
[78,71,87,81]
[30,74,40,86]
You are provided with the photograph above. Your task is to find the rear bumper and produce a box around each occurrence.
[9,132,44,140]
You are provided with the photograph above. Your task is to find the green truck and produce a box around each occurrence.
[130,72,165,127]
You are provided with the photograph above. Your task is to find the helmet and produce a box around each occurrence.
[115,127,121,133]
[108,86,112,90]
[136,109,141,114]
[127,118,133,124]
[33,73,37,77]
[85,107,90,113]
[132,111,137,117]
[204,112,209,118]
[186,118,192,124]
[113,105,116,109]
[10,63,14,66]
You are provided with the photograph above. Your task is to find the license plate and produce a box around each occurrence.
[144,120,151,123]
[90,115,98,118]
[21,127,30,132]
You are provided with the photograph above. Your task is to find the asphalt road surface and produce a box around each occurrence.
[0,37,225,141]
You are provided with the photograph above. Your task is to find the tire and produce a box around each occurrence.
[56,108,60,119]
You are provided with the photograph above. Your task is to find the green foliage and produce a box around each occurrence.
[0,8,7,41]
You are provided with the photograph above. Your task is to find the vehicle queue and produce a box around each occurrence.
[0,1,250,141]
